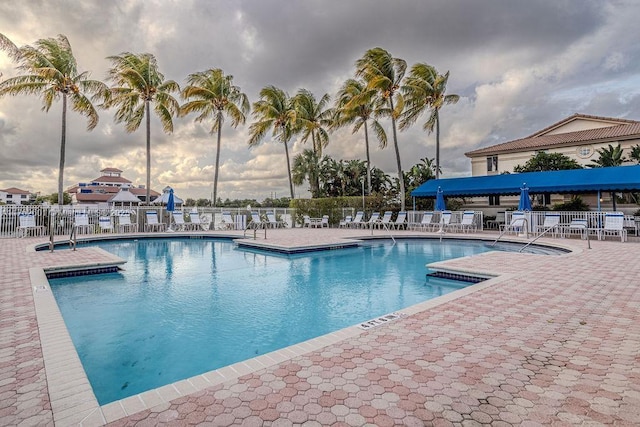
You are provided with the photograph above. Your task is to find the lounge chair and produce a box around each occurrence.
[98,216,113,233]
[302,215,312,228]
[117,211,138,233]
[363,212,380,229]
[219,211,234,230]
[374,211,393,229]
[448,211,476,233]
[172,211,197,231]
[17,212,46,238]
[190,210,209,231]
[349,211,364,228]
[434,211,452,232]
[410,212,435,231]
[266,211,286,228]
[561,218,589,239]
[317,215,329,228]
[390,211,407,230]
[599,212,627,242]
[73,212,94,234]
[534,212,561,237]
[339,215,352,228]
[247,211,266,229]
[499,211,526,235]
[145,211,166,232]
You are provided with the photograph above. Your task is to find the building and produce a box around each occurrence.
[464,113,640,209]
[0,187,33,205]
[66,167,160,205]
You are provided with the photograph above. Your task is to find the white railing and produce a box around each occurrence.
[504,211,639,236]
[0,205,298,238]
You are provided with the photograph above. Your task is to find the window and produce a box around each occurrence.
[486,156,498,172]
[488,195,500,206]
[576,146,593,159]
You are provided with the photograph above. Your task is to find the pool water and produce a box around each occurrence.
[50,238,496,404]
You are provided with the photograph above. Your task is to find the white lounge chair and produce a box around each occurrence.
[219,211,234,230]
[375,211,393,229]
[499,211,526,235]
[448,211,476,233]
[339,215,352,228]
[145,211,166,232]
[190,210,209,231]
[363,212,380,229]
[561,218,589,239]
[74,212,94,234]
[349,211,364,228]
[599,212,627,242]
[117,211,138,233]
[302,215,312,228]
[266,211,285,228]
[317,215,329,228]
[247,211,266,229]
[390,211,407,230]
[17,212,46,238]
[410,212,435,231]
[98,216,113,233]
[434,211,452,232]
[535,213,561,237]
[172,211,197,231]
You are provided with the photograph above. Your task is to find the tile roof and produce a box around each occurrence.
[465,120,640,157]
[525,113,639,138]
[100,167,123,173]
[0,187,31,195]
[91,175,131,184]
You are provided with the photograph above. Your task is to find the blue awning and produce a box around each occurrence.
[411,165,640,198]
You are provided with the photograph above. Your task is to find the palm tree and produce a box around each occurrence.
[591,144,627,210]
[248,85,297,199]
[293,89,332,193]
[334,78,387,195]
[292,149,322,197]
[0,33,107,205]
[630,144,640,164]
[355,47,407,210]
[181,69,249,206]
[104,52,180,203]
[400,63,459,179]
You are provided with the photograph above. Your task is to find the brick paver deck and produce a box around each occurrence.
[1,229,639,426]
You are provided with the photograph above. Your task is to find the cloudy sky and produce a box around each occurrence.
[1,0,639,202]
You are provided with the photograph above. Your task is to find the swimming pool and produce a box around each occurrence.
[49,238,519,404]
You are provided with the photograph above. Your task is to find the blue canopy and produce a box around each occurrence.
[518,184,532,211]
[411,165,640,198]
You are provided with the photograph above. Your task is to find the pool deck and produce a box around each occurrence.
[1,228,640,426]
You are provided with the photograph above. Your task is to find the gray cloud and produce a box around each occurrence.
[1,0,638,200]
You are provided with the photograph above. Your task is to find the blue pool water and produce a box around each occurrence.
[49,238,505,404]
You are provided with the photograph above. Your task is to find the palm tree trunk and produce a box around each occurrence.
[389,97,405,211]
[435,110,441,180]
[145,100,151,204]
[57,94,67,206]
[213,112,222,207]
[284,140,294,200]
[363,121,372,195]
[311,132,320,196]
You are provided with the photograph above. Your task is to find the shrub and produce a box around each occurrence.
[551,196,590,211]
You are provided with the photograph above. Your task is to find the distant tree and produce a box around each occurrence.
[514,151,582,172]
[400,63,459,179]
[333,78,386,195]
[0,33,107,206]
[292,149,322,198]
[591,144,626,167]
[590,144,627,210]
[104,52,180,204]
[248,86,297,199]
[36,192,72,205]
[181,69,249,207]
[629,144,640,164]
[356,47,407,210]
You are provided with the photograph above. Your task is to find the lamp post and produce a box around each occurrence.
[361,177,365,211]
